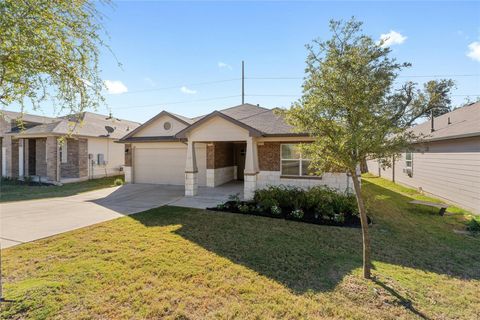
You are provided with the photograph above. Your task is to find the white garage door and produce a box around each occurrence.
[133,144,206,186]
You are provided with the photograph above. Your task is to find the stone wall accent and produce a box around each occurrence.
[256,171,353,193]
[125,143,132,166]
[207,142,234,169]
[78,138,88,178]
[35,138,47,177]
[258,142,280,171]
[185,172,198,196]
[206,166,235,187]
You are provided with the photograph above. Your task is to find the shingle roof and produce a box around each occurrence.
[1,110,57,124]
[410,102,480,141]
[8,111,140,139]
[184,103,298,136]
[121,103,300,143]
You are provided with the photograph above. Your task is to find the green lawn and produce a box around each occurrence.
[0,176,123,202]
[1,176,479,319]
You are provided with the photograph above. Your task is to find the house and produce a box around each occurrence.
[367,102,480,214]
[118,103,353,199]
[0,110,140,184]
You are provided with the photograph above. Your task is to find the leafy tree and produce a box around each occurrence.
[282,18,445,279]
[0,0,111,116]
[416,79,455,118]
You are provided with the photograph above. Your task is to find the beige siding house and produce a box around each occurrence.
[1,111,140,184]
[119,104,355,199]
[367,102,480,214]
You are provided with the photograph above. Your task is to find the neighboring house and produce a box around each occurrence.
[118,103,353,199]
[0,110,140,184]
[367,102,480,214]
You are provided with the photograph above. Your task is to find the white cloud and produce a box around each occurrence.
[180,86,197,95]
[378,30,407,47]
[104,80,128,94]
[218,61,232,70]
[467,41,480,62]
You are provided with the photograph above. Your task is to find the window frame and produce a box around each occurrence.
[59,141,68,164]
[405,151,413,169]
[280,143,317,178]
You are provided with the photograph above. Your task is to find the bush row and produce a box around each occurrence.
[210,185,366,227]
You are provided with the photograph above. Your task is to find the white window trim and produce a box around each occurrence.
[280,143,314,177]
[60,142,68,163]
[405,151,413,169]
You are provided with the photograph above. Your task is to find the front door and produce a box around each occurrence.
[234,143,246,180]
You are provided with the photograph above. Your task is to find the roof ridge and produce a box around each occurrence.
[218,103,269,113]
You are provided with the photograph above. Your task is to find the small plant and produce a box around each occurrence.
[466,218,480,233]
[290,209,304,219]
[238,203,250,213]
[216,203,226,210]
[271,205,281,215]
[113,178,124,186]
[228,193,241,206]
[334,213,345,224]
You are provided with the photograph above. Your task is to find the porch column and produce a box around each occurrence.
[244,136,259,200]
[3,135,12,177]
[185,140,198,196]
[18,139,24,178]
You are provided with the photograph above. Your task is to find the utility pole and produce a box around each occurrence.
[241,60,245,104]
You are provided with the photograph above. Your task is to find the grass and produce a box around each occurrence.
[0,176,124,203]
[1,175,479,319]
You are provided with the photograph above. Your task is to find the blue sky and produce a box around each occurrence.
[42,1,480,122]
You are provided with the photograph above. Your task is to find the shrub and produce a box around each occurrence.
[238,204,250,213]
[271,205,282,215]
[290,209,304,219]
[466,218,480,233]
[114,178,124,186]
[229,193,241,206]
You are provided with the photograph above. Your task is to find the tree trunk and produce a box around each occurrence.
[350,169,371,279]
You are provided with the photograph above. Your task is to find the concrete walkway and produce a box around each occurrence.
[0,182,242,248]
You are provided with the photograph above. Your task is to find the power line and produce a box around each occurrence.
[110,78,241,95]
[246,74,480,80]
[113,95,241,110]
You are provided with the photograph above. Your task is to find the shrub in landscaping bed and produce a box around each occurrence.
[208,185,369,227]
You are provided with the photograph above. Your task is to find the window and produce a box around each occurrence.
[97,153,105,165]
[405,151,413,169]
[59,142,68,163]
[281,144,315,177]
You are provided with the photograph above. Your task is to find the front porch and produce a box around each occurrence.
[3,136,88,184]
[185,137,259,200]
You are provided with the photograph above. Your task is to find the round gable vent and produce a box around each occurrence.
[163,121,172,130]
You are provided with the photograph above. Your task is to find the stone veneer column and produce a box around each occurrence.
[244,136,259,200]
[185,140,198,196]
[46,136,60,182]
[2,135,12,177]
[124,143,132,183]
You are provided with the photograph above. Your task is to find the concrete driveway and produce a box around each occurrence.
[1,182,242,248]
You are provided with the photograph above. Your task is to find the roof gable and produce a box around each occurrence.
[175,111,263,139]
[120,111,191,141]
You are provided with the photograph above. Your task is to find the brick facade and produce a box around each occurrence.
[258,142,280,171]
[60,139,79,178]
[35,138,47,177]
[11,139,19,177]
[207,142,234,169]
[46,136,58,181]
[79,138,88,178]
